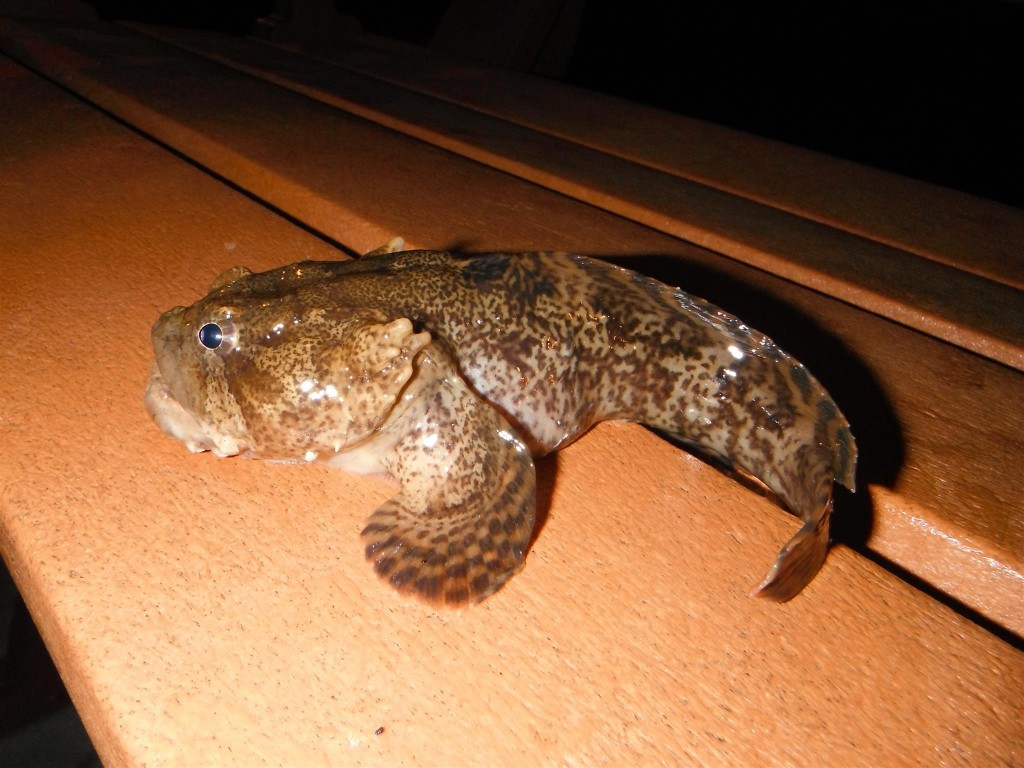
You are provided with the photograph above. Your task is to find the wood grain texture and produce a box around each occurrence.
[123,21,1024,367]
[0,16,1020,631]
[0,27,1022,768]
[263,19,1024,291]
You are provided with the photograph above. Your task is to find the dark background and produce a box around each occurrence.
[566,2,1023,210]
[88,0,1024,208]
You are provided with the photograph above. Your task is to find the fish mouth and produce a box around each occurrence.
[145,363,223,454]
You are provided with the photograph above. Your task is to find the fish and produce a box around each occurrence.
[146,240,856,606]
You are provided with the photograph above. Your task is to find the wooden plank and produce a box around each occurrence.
[429,0,578,74]
[0,16,1020,634]
[267,18,1024,292]
[122,21,1024,372]
[1,55,1021,768]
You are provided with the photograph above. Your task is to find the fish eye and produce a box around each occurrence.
[198,323,224,349]
[197,314,237,351]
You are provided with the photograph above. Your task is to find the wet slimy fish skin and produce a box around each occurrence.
[146,241,857,606]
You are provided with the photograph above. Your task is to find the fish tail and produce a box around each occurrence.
[752,455,836,601]
[681,365,855,601]
[730,365,857,601]
[602,265,857,600]
[754,395,856,601]
[754,501,832,601]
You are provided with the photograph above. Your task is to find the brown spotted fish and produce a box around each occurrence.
[146,241,856,606]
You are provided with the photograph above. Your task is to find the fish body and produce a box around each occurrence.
[146,244,856,605]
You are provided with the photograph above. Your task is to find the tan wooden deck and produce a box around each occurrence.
[1,9,1021,767]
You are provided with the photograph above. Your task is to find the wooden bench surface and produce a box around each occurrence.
[138,21,1024,370]
[1,13,1021,767]
[3,15,1021,631]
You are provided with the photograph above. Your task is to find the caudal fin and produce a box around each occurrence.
[754,400,855,601]
[753,492,832,601]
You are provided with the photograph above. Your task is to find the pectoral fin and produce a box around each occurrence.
[361,344,536,606]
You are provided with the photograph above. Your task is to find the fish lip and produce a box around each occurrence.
[149,306,208,417]
[144,362,218,453]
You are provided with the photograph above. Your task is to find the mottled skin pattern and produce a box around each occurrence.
[146,243,856,606]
